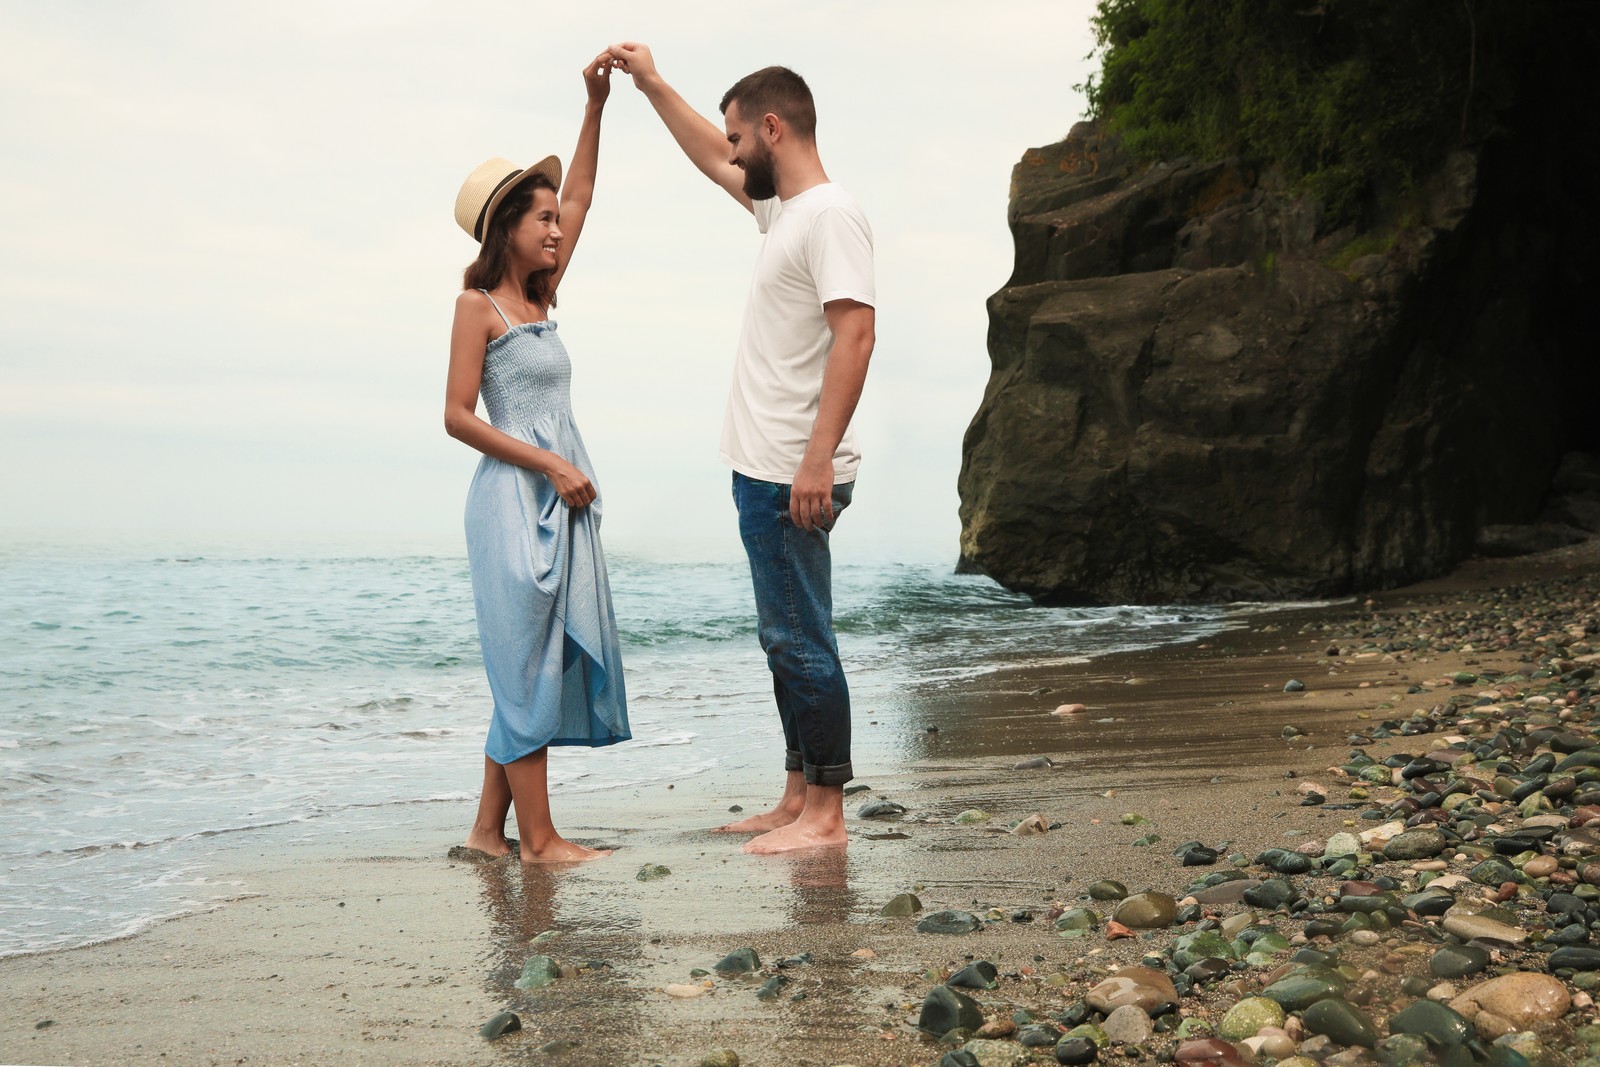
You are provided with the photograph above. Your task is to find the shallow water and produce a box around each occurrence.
[0,543,1255,957]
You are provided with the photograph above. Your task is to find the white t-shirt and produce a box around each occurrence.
[719,182,875,485]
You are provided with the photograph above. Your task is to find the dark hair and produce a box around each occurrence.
[461,173,558,308]
[719,66,816,141]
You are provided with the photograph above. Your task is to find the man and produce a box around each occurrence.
[608,43,875,854]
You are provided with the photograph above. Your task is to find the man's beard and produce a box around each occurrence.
[742,145,778,201]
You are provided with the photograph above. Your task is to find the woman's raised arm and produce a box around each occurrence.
[550,51,610,292]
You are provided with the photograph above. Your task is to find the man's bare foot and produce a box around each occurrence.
[520,837,612,864]
[712,807,801,834]
[742,820,847,854]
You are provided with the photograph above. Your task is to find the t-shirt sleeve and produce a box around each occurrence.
[805,205,875,308]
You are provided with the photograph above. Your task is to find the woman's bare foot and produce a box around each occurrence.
[743,819,847,854]
[454,831,516,859]
[520,836,612,864]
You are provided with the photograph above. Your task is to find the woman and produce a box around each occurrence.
[445,52,629,863]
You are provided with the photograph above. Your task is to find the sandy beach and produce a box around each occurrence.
[4,542,1597,1067]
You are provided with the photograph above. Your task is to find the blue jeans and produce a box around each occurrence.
[732,472,854,786]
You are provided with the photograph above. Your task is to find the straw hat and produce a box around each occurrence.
[454,155,562,243]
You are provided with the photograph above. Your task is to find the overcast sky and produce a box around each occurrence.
[0,0,1099,562]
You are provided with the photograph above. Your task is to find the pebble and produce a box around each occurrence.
[1384,829,1449,860]
[1103,1003,1156,1044]
[636,863,671,881]
[1389,999,1473,1048]
[700,1052,740,1067]
[1014,756,1055,770]
[1010,813,1051,835]
[1085,966,1180,1015]
[919,984,984,1036]
[479,1011,521,1039]
[880,892,922,917]
[1450,973,1572,1030]
[1054,1037,1099,1065]
[955,809,990,824]
[1174,1037,1253,1067]
[1302,998,1378,1048]
[1089,879,1129,901]
[1053,703,1088,716]
[857,799,905,818]
[665,983,705,998]
[961,1039,1028,1067]
[713,948,760,974]
[1218,997,1285,1040]
[514,954,560,990]
[918,909,983,935]
[948,961,999,990]
[1112,891,1179,929]
[1431,944,1491,979]
[1440,912,1528,945]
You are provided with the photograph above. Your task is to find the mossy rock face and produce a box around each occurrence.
[957,2,1596,607]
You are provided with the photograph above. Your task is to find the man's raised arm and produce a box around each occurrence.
[608,42,752,212]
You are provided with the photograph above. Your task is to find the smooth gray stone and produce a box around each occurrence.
[1261,968,1349,1011]
[918,909,982,935]
[919,984,983,1035]
[1385,829,1448,860]
[947,961,998,990]
[1055,1037,1099,1065]
[1389,1000,1473,1048]
[1430,944,1490,979]
[1088,879,1128,901]
[1304,998,1378,1048]
[857,799,906,818]
[1550,945,1600,971]
[1243,879,1296,909]
[713,947,761,973]
[479,1011,521,1039]
[1019,1024,1062,1047]
[1256,848,1314,874]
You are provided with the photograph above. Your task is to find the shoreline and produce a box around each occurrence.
[3,541,1597,1067]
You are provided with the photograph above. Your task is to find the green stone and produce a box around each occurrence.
[1055,907,1100,932]
[1174,930,1235,969]
[1088,880,1128,901]
[1261,967,1349,1011]
[1304,998,1378,1048]
[1218,997,1286,1040]
[881,892,922,917]
[1065,1023,1109,1048]
[514,954,560,990]
[1389,1000,1472,1048]
[954,809,990,824]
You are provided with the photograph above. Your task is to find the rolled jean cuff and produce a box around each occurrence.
[805,761,853,787]
[784,749,803,773]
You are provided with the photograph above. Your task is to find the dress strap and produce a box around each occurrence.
[477,288,514,331]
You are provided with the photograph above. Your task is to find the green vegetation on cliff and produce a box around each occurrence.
[1081,0,1549,225]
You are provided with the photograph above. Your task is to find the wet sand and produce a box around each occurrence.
[3,542,1596,1067]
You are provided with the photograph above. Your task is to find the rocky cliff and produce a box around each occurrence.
[957,120,1598,604]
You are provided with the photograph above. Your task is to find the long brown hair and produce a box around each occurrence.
[461,173,558,309]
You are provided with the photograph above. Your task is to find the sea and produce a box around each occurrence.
[0,541,1260,959]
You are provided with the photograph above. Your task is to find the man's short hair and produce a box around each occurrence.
[720,66,817,141]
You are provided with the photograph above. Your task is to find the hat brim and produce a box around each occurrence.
[475,155,563,243]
